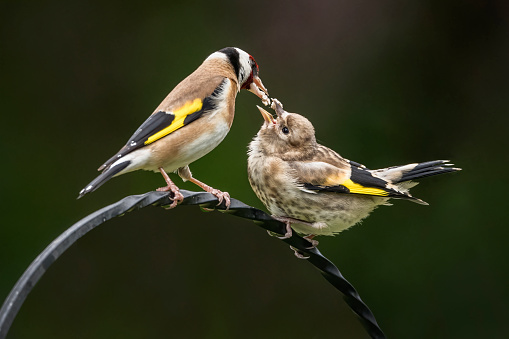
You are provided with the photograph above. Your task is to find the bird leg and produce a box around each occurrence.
[268,215,294,239]
[269,216,319,249]
[266,219,308,259]
[189,177,231,209]
[303,234,319,249]
[157,167,184,209]
[177,167,231,209]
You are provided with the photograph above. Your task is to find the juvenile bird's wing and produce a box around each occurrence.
[99,77,228,171]
[289,160,424,203]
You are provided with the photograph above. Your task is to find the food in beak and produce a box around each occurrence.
[249,76,271,106]
[271,98,285,118]
[256,105,275,124]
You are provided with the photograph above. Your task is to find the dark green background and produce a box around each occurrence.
[1,1,508,338]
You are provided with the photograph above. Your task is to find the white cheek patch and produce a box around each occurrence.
[235,48,252,84]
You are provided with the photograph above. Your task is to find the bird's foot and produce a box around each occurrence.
[303,234,319,249]
[268,216,294,239]
[157,185,184,209]
[158,167,183,209]
[185,175,230,209]
[268,216,316,259]
[290,246,310,259]
[208,188,231,209]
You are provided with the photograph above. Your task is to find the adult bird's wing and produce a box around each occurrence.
[98,77,228,171]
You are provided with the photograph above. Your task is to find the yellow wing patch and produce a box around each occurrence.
[144,98,203,145]
[341,179,389,196]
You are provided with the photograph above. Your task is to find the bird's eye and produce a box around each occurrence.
[282,126,289,134]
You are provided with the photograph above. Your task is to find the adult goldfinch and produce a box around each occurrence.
[79,47,270,208]
[248,99,460,243]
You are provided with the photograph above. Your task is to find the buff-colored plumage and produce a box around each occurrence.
[79,47,269,208]
[248,99,460,240]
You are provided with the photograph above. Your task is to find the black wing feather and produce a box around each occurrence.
[303,183,351,193]
[98,111,175,170]
[349,165,389,190]
[98,79,227,171]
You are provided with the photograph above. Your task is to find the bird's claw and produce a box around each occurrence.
[290,246,310,259]
[210,189,230,210]
[266,229,292,239]
[169,192,184,209]
[303,235,319,249]
[157,186,184,209]
[269,215,294,239]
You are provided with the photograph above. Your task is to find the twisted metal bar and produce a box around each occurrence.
[0,190,385,339]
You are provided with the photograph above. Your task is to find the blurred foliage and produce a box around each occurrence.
[1,0,508,338]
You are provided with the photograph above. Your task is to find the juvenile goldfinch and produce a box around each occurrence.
[248,99,460,243]
[79,47,270,208]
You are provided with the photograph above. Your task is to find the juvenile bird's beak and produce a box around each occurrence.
[249,76,271,106]
[257,105,275,125]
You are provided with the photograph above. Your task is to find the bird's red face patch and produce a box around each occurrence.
[241,55,259,89]
[250,55,260,76]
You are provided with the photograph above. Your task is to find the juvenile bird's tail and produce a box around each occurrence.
[372,160,460,205]
[375,160,461,184]
[77,161,131,199]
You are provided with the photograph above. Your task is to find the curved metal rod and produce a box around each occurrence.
[0,190,385,339]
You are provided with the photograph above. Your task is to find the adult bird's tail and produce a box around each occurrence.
[77,161,131,199]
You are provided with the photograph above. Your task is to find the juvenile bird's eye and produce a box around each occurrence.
[282,126,289,134]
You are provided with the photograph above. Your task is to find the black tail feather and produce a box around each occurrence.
[396,160,460,183]
[387,193,429,205]
[77,161,130,199]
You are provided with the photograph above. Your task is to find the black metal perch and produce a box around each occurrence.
[0,190,386,339]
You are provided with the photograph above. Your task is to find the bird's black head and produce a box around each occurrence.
[215,47,268,103]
